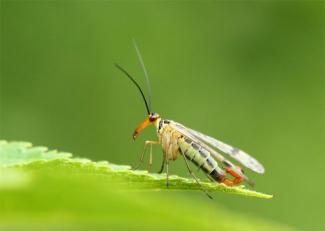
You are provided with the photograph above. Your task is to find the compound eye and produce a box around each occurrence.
[149,114,156,122]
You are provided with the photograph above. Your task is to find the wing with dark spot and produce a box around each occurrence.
[186,127,265,174]
[168,120,253,185]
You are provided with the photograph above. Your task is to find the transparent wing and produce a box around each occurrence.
[170,121,265,174]
[188,127,264,174]
[168,120,253,184]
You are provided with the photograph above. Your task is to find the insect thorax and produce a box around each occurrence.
[157,119,183,161]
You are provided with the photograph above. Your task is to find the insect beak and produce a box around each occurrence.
[132,118,152,140]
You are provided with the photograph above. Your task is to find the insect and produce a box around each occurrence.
[115,41,265,198]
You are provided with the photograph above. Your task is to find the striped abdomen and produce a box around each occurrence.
[178,137,226,182]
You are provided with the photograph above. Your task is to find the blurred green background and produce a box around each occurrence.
[1,1,324,230]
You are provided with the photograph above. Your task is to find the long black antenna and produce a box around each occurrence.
[133,39,152,111]
[115,63,151,115]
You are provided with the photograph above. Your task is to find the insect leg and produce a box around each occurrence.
[180,151,213,199]
[206,174,215,182]
[165,158,169,188]
[195,165,214,181]
[147,144,153,172]
[134,140,159,170]
[157,158,165,174]
[134,143,148,170]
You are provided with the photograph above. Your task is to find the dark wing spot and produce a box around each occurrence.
[164,120,170,124]
[231,147,240,155]
[185,138,192,144]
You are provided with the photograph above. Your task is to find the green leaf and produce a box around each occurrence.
[0,140,272,199]
[0,140,290,231]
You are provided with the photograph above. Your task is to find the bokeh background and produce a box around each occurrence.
[1,1,324,230]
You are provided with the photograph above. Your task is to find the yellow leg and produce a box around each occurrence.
[134,140,160,170]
